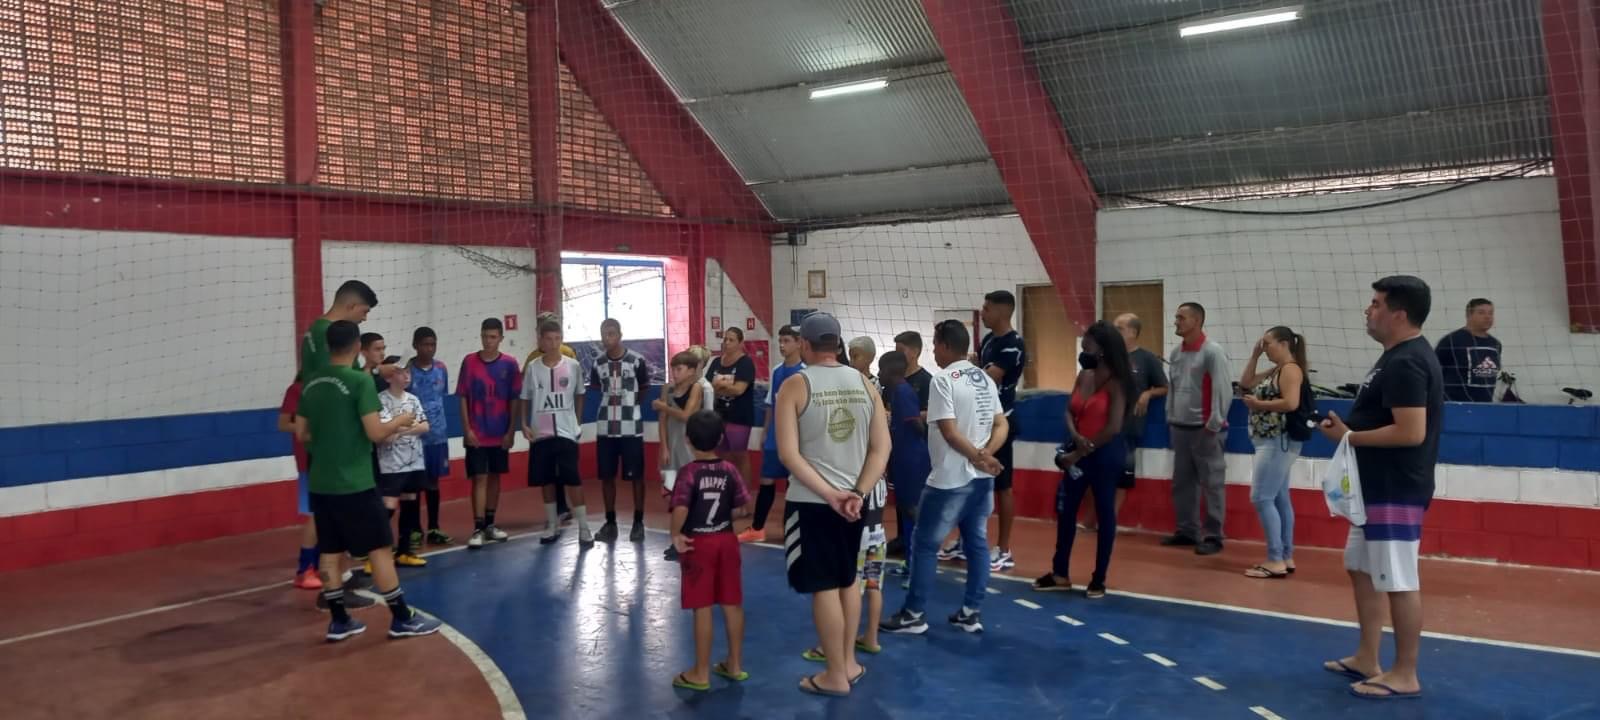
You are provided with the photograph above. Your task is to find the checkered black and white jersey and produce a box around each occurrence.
[588,349,652,438]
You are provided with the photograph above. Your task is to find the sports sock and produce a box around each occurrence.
[297,547,318,573]
[474,516,486,532]
[484,509,496,527]
[323,589,351,623]
[605,510,617,524]
[575,505,590,533]
[425,489,442,530]
[633,509,644,524]
[544,502,559,533]
[379,585,411,620]
[753,484,776,531]
[398,500,421,554]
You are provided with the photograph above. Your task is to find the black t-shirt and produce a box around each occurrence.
[1345,336,1444,506]
[1124,348,1168,441]
[1435,328,1502,403]
[706,355,758,426]
[906,367,933,410]
[980,330,1026,412]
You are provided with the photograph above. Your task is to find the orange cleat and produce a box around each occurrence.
[294,568,324,590]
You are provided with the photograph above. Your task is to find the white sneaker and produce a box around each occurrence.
[937,544,965,562]
[990,550,1015,572]
[578,527,594,547]
[487,525,509,542]
[467,530,485,549]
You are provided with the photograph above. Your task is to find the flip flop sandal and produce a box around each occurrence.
[850,666,868,685]
[713,663,749,682]
[1323,659,1376,681]
[799,675,849,698]
[801,647,827,662]
[673,673,710,692]
[1348,681,1422,700]
[1245,565,1289,579]
[855,640,882,654]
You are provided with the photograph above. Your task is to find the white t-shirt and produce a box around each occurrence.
[521,355,583,442]
[377,391,427,474]
[926,360,1002,490]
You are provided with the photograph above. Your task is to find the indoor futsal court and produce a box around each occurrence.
[4,0,1600,719]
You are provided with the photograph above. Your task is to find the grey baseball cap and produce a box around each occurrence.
[799,312,841,343]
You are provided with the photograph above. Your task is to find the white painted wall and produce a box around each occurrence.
[0,227,295,426]
[774,216,1051,371]
[321,242,539,367]
[1098,177,1600,402]
[773,179,1598,402]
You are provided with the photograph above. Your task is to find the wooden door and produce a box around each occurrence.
[1021,285,1076,391]
[1101,282,1164,356]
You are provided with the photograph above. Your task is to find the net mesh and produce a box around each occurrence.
[0,0,1595,469]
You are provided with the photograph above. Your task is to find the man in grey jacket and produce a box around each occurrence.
[1162,302,1232,556]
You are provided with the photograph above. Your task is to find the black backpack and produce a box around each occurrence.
[1284,370,1317,442]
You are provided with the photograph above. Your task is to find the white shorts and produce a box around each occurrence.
[1343,525,1421,592]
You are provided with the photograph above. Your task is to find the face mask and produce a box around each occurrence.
[1079,352,1100,370]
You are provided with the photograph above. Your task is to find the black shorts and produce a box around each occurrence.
[783,502,864,594]
[994,415,1018,491]
[1118,441,1137,489]
[465,446,510,477]
[311,489,394,557]
[529,438,581,487]
[595,436,645,482]
[378,470,428,497]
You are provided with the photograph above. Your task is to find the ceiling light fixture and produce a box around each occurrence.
[1179,7,1301,38]
[808,78,889,100]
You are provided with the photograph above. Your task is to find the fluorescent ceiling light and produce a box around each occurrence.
[809,78,889,100]
[1179,7,1301,38]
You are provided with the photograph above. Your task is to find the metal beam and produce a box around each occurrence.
[1542,0,1600,332]
[920,0,1100,332]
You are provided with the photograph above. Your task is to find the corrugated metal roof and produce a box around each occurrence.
[607,0,940,99]
[1008,0,1267,44]
[753,162,1010,222]
[686,72,989,182]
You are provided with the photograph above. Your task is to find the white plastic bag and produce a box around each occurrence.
[1322,432,1367,526]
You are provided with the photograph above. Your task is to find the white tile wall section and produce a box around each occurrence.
[1097,178,1600,403]
[0,483,47,516]
[773,217,1051,373]
[1519,469,1600,507]
[1439,466,1522,503]
[321,243,540,369]
[44,475,109,510]
[706,258,768,345]
[105,471,168,505]
[0,227,296,427]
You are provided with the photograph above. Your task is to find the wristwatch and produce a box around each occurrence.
[849,488,866,499]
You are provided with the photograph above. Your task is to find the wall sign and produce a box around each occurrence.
[504,314,518,331]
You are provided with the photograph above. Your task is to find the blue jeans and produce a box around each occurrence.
[1251,437,1302,562]
[904,477,993,614]
[1052,437,1124,585]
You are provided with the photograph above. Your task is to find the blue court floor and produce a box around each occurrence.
[399,530,1600,720]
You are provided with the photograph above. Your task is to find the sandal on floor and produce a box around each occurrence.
[713,662,749,682]
[850,666,867,685]
[800,675,849,697]
[1032,574,1072,592]
[673,673,710,691]
[1244,565,1289,579]
[801,647,827,662]
[1323,659,1377,681]
[855,639,882,654]
[1348,681,1422,700]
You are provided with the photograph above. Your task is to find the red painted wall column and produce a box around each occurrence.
[687,225,708,347]
[528,0,563,315]
[1543,0,1600,332]
[280,0,322,334]
[920,0,1100,332]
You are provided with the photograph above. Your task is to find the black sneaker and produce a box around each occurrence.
[880,609,929,635]
[1085,582,1107,599]
[1195,538,1224,556]
[596,521,619,544]
[948,609,983,634]
[344,569,373,591]
[629,523,645,543]
[663,546,679,562]
[1159,534,1198,547]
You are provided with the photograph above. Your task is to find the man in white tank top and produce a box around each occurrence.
[774,312,890,698]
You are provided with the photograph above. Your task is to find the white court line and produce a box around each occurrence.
[1143,652,1177,668]
[1098,632,1129,646]
[1250,706,1287,720]
[1014,599,1042,610]
[0,580,292,648]
[985,587,1000,595]
[1055,615,1084,627]
[436,621,528,720]
[1193,676,1227,691]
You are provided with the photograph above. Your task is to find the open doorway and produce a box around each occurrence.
[561,254,668,383]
